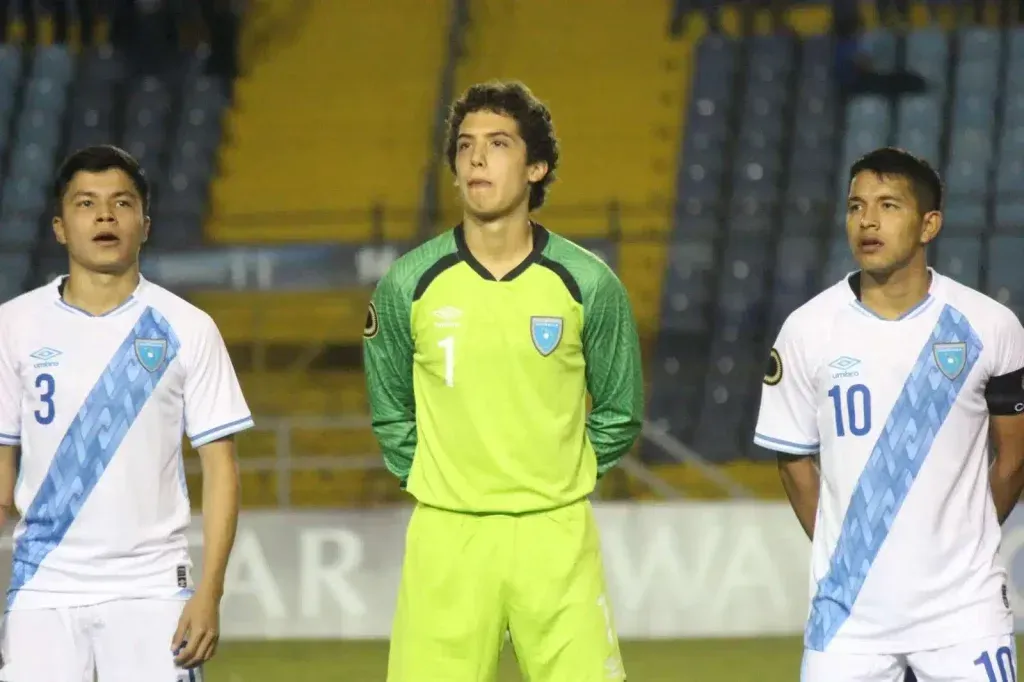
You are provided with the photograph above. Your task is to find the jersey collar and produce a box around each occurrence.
[52,273,148,318]
[453,221,550,282]
[845,267,942,321]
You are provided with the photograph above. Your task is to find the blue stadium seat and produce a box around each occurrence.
[952,94,996,131]
[661,238,717,334]
[0,254,28,303]
[933,237,981,289]
[942,202,987,235]
[823,238,857,285]
[994,202,1024,233]
[958,27,1001,64]
[0,177,47,220]
[862,29,898,70]
[944,159,989,197]
[9,142,55,182]
[782,198,830,237]
[0,218,39,250]
[906,27,948,90]
[774,237,820,302]
[0,45,23,87]
[986,237,1024,314]
[956,61,1000,96]
[995,159,1024,201]
[31,45,73,84]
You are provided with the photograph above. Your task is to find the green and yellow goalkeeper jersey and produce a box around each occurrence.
[362,223,643,514]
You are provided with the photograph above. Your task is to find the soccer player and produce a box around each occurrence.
[363,81,643,682]
[754,147,1024,682]
[0,145,252,681]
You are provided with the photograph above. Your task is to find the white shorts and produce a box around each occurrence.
[802,635,1017,682]
[0,599,202,682]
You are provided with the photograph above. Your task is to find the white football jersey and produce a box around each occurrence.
[0,276,253,610]
[754,269,1024,654]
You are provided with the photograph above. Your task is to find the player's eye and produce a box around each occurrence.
[882,202,898,210]
[847,204,862,213]
[491,139,507,148]
[457,141,471,151]
[116,200,132,208]
[77,200,92,208]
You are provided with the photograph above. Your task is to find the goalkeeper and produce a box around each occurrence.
[363,81,643,682]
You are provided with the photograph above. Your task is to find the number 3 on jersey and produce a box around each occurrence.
[829,384,871,437]
[437,336,455,387]
[34,373,56,425]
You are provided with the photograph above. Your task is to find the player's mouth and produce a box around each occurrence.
[467,179,492,189]
[859,237,884,254]
[92,232,120,246]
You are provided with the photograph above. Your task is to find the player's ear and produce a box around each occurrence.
[142,215,151,244]
[527,160,548,184]
[919,210,942,246]
[52,215,67,246]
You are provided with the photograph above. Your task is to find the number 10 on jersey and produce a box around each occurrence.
[829,384,871,437]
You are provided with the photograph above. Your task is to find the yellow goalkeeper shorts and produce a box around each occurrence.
[386,498,625,682]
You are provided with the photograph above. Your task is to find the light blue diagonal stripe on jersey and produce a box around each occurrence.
[804,304,983,651]
[8,306,181,607]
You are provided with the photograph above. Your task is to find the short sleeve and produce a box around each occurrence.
[0,310,20,445]
[752,316,820,455]
[984,306,1024,416]
[183,315,254,448]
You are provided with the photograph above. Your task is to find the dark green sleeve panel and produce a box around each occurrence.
[363,231,457,482]
[545,234,644,475]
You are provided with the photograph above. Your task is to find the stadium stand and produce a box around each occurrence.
[441,0,692,343]
[208,1,447,243]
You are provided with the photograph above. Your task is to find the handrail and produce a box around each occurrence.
[202,415,748,505]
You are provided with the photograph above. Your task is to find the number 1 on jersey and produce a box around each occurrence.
[437,336,455,387]
[829,384,871,437]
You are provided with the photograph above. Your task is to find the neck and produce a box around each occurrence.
[859,258,931,320]
[63,261,141,315]
[462,209,533,277]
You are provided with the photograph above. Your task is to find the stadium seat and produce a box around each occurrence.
[986,237,1024,314]
[660,238,717,335]
[905,27,948,93]
[942,202,986,235]
[210,1,448,243]
[189,290,371,345]
[442,0,687,238]
[0,254,28,303]
[933,237,982,289]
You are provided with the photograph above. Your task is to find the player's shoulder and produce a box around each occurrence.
[377,230,458,299]
[136,278,218,334]
[779,276,854,334]
[540,227,619,293]
[935,271,1022,336]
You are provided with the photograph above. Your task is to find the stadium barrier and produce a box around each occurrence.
[4,502,1024,639]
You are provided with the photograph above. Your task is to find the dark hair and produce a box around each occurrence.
[53,145,150,214]
[849,147,943,213]
[445,80,559,211]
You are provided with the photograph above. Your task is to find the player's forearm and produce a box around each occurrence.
[198,446,240,597]
[589,416,642,475]
[989,454,1024,524]
[0,446,15,526]
[778,455,819,539]
[374,419,417,482]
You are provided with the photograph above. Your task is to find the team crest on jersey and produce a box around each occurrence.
[764,348,783,386]
[363,302,379,339]
[530,316,563,356]
[933,342,967,380]
[135,338,168,373]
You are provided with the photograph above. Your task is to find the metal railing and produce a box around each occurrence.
[185,415,752,506]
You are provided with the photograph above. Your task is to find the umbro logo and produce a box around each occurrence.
[432,306,462,329]
[30,347,61,369]
[829,356,861,379]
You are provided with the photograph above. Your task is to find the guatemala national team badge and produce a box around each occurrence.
[933,341,967,381]
[530,316,563,356]
[135,338,168,373]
